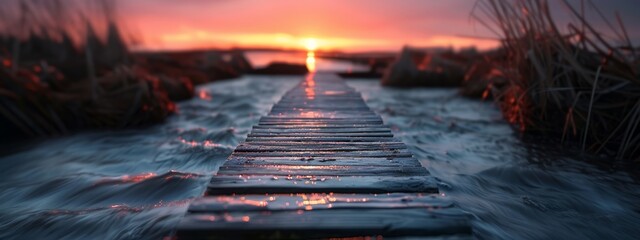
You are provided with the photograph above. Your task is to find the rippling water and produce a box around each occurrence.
[1,75,639,239]
[0,76,297,239]
[348,80,640,239]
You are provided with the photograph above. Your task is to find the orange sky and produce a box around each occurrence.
[117,0,640,52]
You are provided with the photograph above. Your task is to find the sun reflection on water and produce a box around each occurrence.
[304,38,318,72]
[304,73,316,100]
[306,51,316,72]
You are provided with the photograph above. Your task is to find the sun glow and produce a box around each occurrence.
[304,38,318,51]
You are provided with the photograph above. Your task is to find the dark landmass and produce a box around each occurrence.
[250,62,308,75]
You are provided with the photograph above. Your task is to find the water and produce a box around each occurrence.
[0,76,297,239]
[1,75,640,239]
[347,81,640,239]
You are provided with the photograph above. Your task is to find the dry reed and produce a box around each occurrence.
[0,0,179,139]
[473,0,640,162]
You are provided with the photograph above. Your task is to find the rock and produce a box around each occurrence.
[382,46,465,87]
[228,50,253,73]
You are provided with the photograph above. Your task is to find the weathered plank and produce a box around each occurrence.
[235,142,405,151]
[250,127,392,133]
[216,165,430,176]
[206,175,439,195]
[176,209,470,239]
[259,116,382,121]
[223,156,424,167]
[188,193,454,213]
[236,141,405,147]
[251,125,392,130]
[230,151,413,158]
[244,136,398,142]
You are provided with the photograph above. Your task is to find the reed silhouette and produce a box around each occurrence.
[470,0,640,162]
[0,0,251,141]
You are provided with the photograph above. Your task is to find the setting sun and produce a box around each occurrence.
[304,38,319,51]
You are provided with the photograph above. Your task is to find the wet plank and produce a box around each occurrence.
[251,125,392,129]
[216,165,430,176]
[244,136,398,142]
[236,141,405,146]
[177,209,471,239]
[259,116,382,121]
[206,175,439,195]
[259,118,382,123]
[230,151,413,158]
[188,193,453,213]
[175,73,471,239]
[223,156,423,167]
[250,127,392,133]
[235,142,405,151]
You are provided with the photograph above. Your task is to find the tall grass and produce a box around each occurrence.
[473,0,640,162]
[0,0,172,139]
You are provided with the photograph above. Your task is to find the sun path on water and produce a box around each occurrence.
[304,38,318,72]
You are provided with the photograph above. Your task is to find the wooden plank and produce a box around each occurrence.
[257,122,383,126]
[259,118,382,123]
[247,133,393,138]
[266,114,380,118]
[235,143,405,151]
[260,117,382,121]
[188,193,453,213]
[252,125,391,130]
[271,107,371,111]
[216,165,430,176]
[244,136,399,142]
[206,175,439,195]
[223,156,423,167]
[230,151,413,158]
[176,209,471,239]
[271,106,370,109]
[236,141,404,147]
[251,128,391,133]
[249,130,393,134]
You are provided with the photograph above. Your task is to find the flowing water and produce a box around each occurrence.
[348,81,640,239]
[0,76,297,239]
[1,73,639,239]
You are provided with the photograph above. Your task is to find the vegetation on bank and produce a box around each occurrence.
[474,0,639,162]
[381,0,639,163]
[0,0,251,141]
[476,0,640,162]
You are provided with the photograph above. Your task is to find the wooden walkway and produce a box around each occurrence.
[174,74,471,239]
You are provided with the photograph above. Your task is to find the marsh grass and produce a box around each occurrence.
[0,0,176,139]
[473,0,640,161]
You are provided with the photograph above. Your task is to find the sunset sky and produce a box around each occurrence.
[118,0,640,52]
